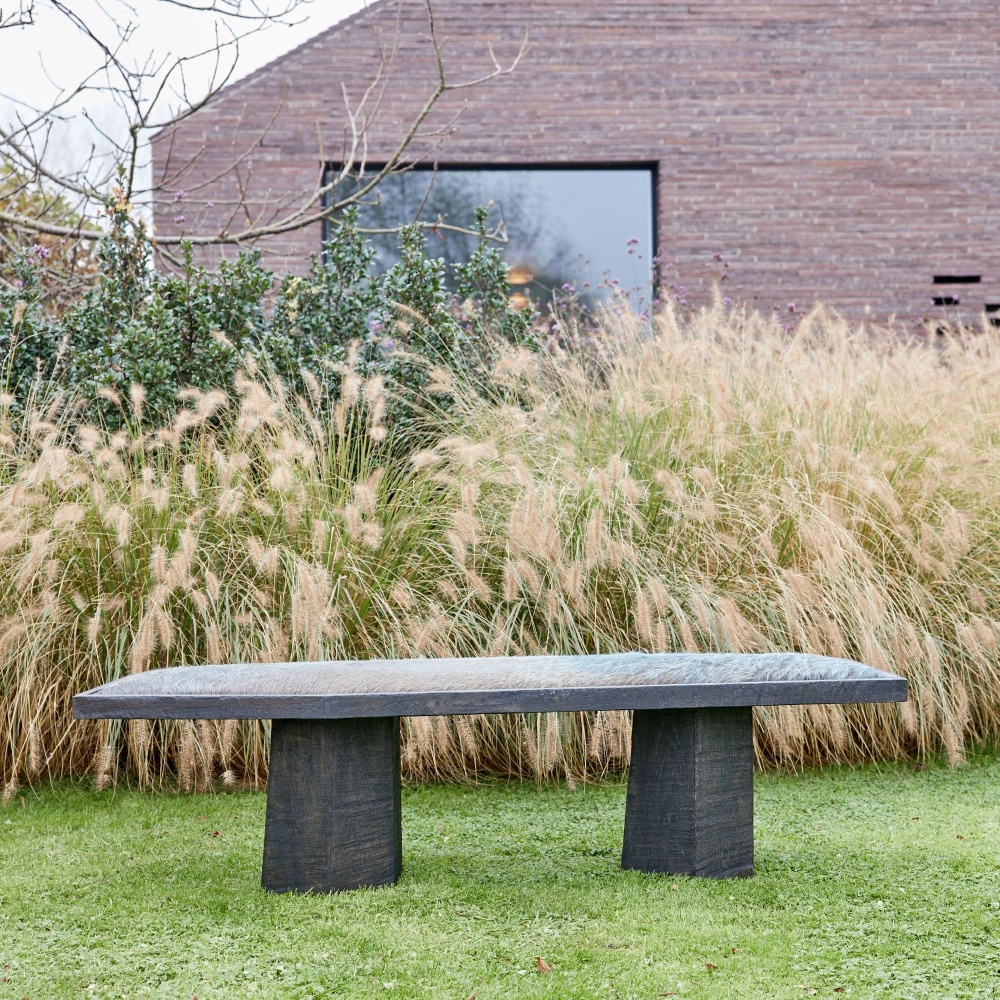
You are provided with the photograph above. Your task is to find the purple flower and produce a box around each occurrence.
[787,302,796,312]
[206,201,215,209]
[723,297,732,306]
[173,190,188,202]
[173,214,186,224]
[30,243,50,260]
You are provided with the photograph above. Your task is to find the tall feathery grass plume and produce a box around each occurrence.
[1,302,1000,794]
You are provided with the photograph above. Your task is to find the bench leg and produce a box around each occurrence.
[262,717,402,893]
[622,707,754,878]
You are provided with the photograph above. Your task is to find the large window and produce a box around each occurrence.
[327,165,656,309]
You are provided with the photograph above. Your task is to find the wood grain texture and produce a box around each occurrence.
[72,652,907,720]
[622,707,754,879]
[262,717,402,893]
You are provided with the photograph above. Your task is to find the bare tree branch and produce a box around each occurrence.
[2,0,527,264]
[0,2,34,29]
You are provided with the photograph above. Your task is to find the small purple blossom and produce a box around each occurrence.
[206,201,215,209]
[787,302,796,313]
[723,296,732,306]
[30,243,50,260]
[173,190,188,202]
[173,214,186,224]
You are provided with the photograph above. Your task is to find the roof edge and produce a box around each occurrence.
[151,0,390,141]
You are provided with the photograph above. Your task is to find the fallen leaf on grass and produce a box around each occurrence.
[834,989,846,994]
[956,834,965,840]
[536,957,552,974]
[704,963,717,970]
[731,947,738,955]
[658,993,677,997]
[465,992,476,1000]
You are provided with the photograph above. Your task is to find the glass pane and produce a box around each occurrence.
[330,167,655,310]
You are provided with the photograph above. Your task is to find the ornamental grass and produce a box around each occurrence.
[3,302,1000,797]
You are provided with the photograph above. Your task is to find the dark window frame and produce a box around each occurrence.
[321,160,660,295]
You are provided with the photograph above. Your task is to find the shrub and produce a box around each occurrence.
[2,302,1000,797]
[1,201,535,435]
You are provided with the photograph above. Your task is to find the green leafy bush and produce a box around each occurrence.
[1,200,535,433]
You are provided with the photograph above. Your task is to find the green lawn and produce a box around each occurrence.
[1,756,998,999]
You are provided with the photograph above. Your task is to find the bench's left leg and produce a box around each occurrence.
[622,706,754,878]
[262,717,401,893]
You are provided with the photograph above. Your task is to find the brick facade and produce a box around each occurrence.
[152,0,1000,322]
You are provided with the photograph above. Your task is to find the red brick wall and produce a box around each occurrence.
[152,0,1000,322]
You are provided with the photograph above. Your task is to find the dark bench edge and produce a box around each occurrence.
[73,677,907,720]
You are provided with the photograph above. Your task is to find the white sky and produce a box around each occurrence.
[0,0,367,178]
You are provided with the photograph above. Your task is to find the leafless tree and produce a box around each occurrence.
[0,2,34,30]
[0,0,526,271]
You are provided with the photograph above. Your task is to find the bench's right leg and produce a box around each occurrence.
[622,707,754,878]
[262,717,401,893]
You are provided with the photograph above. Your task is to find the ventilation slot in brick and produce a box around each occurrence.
[933,296,960,306]
[986,304,1000,328]
[933,275,981,285]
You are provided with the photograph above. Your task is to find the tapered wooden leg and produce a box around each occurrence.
[262,717,402,893]
[622,707,754,879]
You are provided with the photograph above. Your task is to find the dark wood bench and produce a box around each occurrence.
[73,652,905,893]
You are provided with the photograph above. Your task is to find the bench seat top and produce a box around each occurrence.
[73,652,906,720]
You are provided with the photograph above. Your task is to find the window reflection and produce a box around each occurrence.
[329,166,655,310]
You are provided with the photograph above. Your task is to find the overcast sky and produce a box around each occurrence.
[0,0,367,174]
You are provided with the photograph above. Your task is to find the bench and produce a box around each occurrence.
[73,652,906,893]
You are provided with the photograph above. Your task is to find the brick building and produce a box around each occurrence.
[152,0,1000,323]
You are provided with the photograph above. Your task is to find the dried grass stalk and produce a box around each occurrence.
[2,305,999,792]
